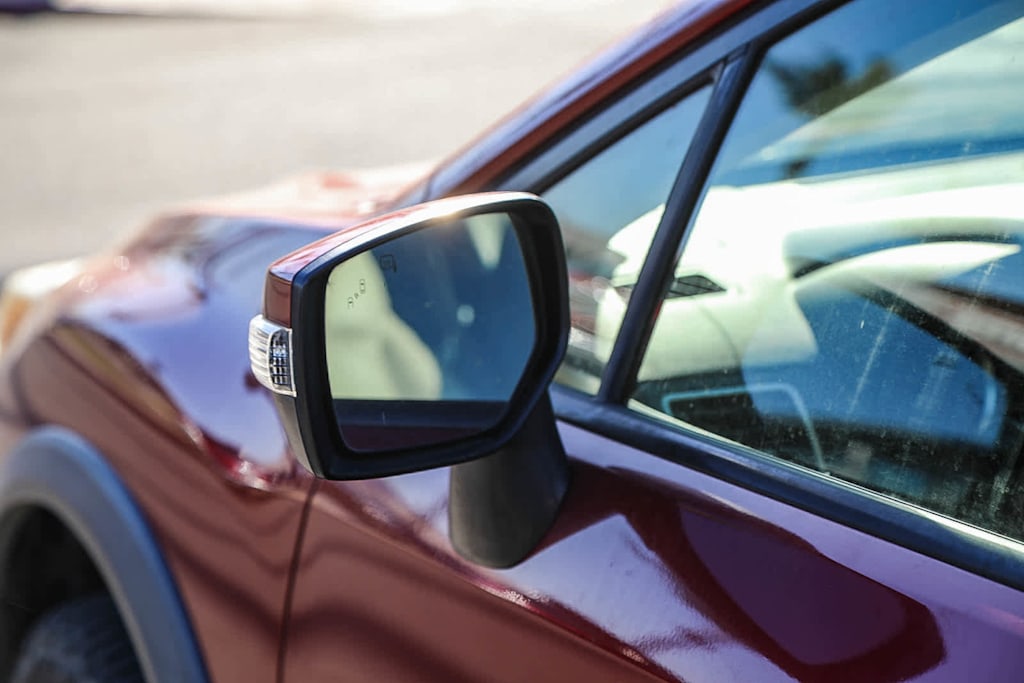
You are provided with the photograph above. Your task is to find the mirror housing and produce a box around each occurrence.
[250,192,568,481]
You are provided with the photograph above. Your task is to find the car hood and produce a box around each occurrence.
[177,161,434,229]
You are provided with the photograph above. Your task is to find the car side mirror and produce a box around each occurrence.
[249,192,568,481]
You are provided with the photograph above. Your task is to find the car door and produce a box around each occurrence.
[282,0,1024,680]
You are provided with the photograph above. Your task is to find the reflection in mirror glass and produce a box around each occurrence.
[324,212,536,451]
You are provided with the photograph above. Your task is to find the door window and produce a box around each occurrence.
[541,87,710,394]
[628,0,1024,539]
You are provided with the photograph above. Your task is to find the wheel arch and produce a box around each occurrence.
[0,426,209,683]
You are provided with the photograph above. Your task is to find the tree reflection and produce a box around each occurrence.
[767,54,894,117]
[766,54,893,178]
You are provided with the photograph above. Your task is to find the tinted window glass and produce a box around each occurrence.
[542,88,710,393]
[628,0,1024,539]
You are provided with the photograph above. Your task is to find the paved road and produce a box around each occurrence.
[1,2,672,273]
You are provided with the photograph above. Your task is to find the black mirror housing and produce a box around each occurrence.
[250,193,568,480]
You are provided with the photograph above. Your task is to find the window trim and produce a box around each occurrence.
[552,384,1024,591]
[499,71,716,195]
[598,50,755,404]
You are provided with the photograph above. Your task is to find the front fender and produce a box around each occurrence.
[0,426,209,683]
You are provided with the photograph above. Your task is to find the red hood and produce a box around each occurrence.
[177,161,434,228]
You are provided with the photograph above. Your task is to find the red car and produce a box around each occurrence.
[3,0,1024,680]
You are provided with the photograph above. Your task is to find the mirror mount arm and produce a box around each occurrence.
[448,393,569,569]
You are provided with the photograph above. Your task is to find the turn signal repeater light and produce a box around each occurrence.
[248,316,295,397]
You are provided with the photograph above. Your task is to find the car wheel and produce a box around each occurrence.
[11,594,145,683]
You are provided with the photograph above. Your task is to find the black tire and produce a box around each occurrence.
[11,595,145,683]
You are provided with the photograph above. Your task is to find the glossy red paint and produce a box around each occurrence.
[186,163,433,227]
[0,215,333,682]
[287,425,1024,681]
[0,151,437,678]
[3,1,1024,682]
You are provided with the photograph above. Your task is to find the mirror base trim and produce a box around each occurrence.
[449,394,568,568]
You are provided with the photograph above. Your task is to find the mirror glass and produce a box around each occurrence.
[324,212,536,452]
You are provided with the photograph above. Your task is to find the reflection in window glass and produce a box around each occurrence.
[542,87,710,394]
[629,0,1024,540]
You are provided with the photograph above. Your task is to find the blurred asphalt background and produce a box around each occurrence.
[1,0,673,274]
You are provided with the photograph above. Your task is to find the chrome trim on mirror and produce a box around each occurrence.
[248,316,295,397]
